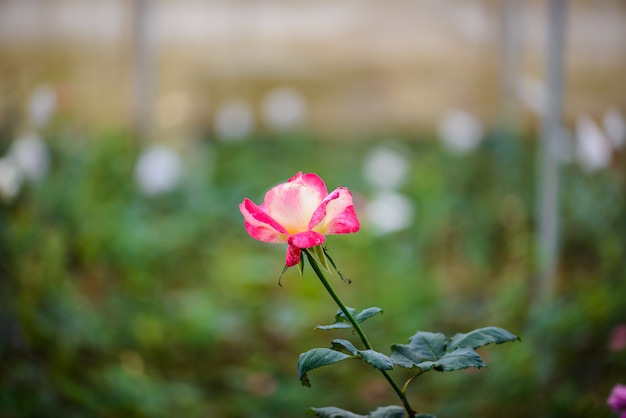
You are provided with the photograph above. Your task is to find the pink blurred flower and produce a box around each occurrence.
[608,384,626,417]
[240,172,360,267]
[609,324,626,352]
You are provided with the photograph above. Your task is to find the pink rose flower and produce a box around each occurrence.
[240,172,360,267]
[608,384,626,417]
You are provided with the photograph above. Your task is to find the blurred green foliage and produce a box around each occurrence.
[1,129,624,417]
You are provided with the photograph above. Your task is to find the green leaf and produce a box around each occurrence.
[298,348,351,387]
[336,307,357,321]
[392,327,520,375]
[309,406,365,417]
[391,332,484,372]
[355,307,383,323]
[309,406,408,418]
[447,326,520,351]
[330,339,394,371]
[316,307,383,330]
[315,308,355,330]
[368,406,406,417]
[331,339,359,355]
[390,332,447,367]
[358,349,395,371]
[315,322,353,330]
[413,348,485,372]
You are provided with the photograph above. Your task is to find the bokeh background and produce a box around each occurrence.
[1,1,625,417]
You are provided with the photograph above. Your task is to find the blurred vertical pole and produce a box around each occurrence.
[498,0,525,135]
[132,0,157,141]
[536,0,567,302]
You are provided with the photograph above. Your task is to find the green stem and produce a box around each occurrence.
[303,249,416,418]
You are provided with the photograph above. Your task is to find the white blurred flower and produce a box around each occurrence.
[438,109,483,154]
[575,115,611,173]
[0,157,22,201]
[363,145,409,190]
[603,107,626,149]
[9,132,49,181]
[215,99,254,141]
[28,84,57,127]
[262,87,307,131]
[135,145,182,196]
[365,190,414,235]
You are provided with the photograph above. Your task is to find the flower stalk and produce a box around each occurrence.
[303,248,416,418]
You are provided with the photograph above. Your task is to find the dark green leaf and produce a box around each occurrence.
[316,323,353,330]
[315,308,355,330]
[298,348,351,387]
[391,330,485,372]
[331,339,359,355]
[414,348,485,372]
[368,405,406,417]
[390,332,447,367]
[309,406,365,417]
[330,340,394,371]
[415,415,437,418]
[336,307,357,322]
[355,307,383,323]
[316,307,383,330]
[447,326,520,351]
[358,349,394,370]
[309,406,408,418]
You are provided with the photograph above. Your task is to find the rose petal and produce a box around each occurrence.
[293,172,328,199]
[313,187,360,234]
[308,189,339,230]
[287,231,326,249]
[264,178,324,234]
[325,204,360,234]
[240,198,287,243]
[285,245,301,267]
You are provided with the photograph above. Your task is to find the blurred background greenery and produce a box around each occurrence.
[1,1,625,417]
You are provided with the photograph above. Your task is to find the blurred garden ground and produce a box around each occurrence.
[0,1,625,417]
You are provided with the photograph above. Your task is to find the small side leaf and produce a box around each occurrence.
[316,307,383,330]
[316,323,353,330]
[448,326,520,351]
[358,350,395,371]
[368,405,406,417]
[355,307,383,323]
[389,344,417,368]
[309,406,409,418]
[414,348,484,372]
[331,340,394,371]
[315,308,356,330]
[336,307,357,322]
[298,348,351,387]
[309,406,365,418]
[331,339,359,355]
[390,332,447,368]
